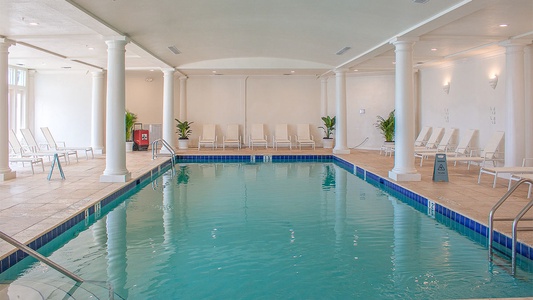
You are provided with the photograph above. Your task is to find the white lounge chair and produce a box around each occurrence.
[273,124,291,150]
[480,158,533,188]
[198,124,217,150]
[414,128,456,165]
[40,127,94,159]
[8,130,44,174]
[508,173,533,198]
[416,129,477,166]
[295,124,315,150]
[414,126,432,147]
[447,131,505,170]
[20,128,78,163]
[223,124,241,150]
[249,124,268,149]
[414,127,444,151]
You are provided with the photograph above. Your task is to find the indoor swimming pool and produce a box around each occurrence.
[0,160,532,299]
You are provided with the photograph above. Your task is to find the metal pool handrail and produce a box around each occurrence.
[152,139,176,166]
[0,230,84,282]
[488,178,533,275]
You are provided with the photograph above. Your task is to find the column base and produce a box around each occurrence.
[388,170,421,182]
[100,172,131,183]
[333,149,351,154]
[0,171,16,181]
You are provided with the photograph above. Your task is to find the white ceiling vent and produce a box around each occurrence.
[168,46,181,54]
[335,46,351,55]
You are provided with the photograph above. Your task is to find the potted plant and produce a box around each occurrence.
[125,110,138,152]
[175,118,193,149]
[375,109,395,144]
[319,116,336,149]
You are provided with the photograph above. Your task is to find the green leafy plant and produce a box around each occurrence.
[125,110,138,141]
[175,118,193,139]
[319,116,336,139]
[375,110,395,142]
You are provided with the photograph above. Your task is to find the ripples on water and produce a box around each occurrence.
[2,163,533,299]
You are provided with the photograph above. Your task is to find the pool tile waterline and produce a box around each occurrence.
[0,154,531,274]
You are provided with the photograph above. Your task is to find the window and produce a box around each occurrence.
[8,66,28,135]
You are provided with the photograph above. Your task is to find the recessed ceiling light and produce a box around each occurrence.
[499,24,508,27]
[353,69,358,72]
[431,48,437,51]
[291,70,295,73]
[29,22,39,26]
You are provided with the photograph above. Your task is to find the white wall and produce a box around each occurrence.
[31,49,528,155]
[186,75,322,147]
[419,52,507,150]
[34,71,93,147]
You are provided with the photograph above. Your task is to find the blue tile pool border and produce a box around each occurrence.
[0,157,175,274]
[1,154,531,275]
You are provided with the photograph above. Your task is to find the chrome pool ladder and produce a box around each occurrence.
[488,178,533,275]
[0,230,83,282]
[151,138,176,166]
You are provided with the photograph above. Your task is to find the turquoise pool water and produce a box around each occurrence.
[1,162,532,299]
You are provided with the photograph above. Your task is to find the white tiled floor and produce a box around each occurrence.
[0,147,532,265]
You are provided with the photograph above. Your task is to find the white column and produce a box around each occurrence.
[100,38,131,183]
[27,70,36,131]
[333,69,350,154]
[526,45,533,160]
[334,165,347,242]
[320,77,328,117]
[0,39,15,181]
[162,68,176,151]
[389,37,421,182]
[106,203,128,297]
[179,76,187,121]
[501,40,527,167]
[91,70,106,154]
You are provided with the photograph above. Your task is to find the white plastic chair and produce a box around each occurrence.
[198,124,217,150]
[40,127,94,159]
[273,124,291,150]
[223,124,241,150]
[296,124,315,150]
[249,124,268,149]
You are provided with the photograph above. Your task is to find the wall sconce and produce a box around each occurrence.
[443,82,450,94]
[489,75,498,89]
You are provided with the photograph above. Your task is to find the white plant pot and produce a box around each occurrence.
[178,139,189,150]
[126,141,134,152]
[323,138,334,149]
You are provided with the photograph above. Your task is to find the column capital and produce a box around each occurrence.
[104,36,129,48]
[0,38,16,46]
[389,36,419,45]
[161,67,176,73]
[91,69,106,76]
[334,68,348,75]
[499,39,531,47]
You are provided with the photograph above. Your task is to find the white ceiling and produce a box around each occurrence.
[1,0,532,76]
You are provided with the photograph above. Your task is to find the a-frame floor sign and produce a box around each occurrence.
[432,153,449,182]
[48,153,66,180]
